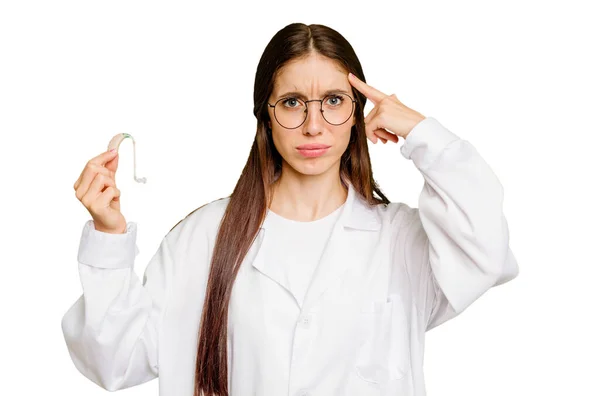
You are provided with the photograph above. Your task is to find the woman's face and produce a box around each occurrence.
[267,53,356,178]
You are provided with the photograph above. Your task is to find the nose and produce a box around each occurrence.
[303,100,325,135]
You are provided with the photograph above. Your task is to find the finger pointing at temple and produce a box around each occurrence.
[348,73,387,104]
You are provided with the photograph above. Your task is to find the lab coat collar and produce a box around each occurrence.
[252,183,382,311]
[259,183,381,231]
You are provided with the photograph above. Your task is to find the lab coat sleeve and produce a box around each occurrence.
[397,117,519,331]
[61,219,174,391]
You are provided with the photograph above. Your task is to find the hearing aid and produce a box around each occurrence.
[107,133,147,184]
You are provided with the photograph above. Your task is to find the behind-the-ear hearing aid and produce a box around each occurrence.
[107,133,147,184]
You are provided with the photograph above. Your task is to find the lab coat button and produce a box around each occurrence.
[298,314,311,328]
[295,389,311,396]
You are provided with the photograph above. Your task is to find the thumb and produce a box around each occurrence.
[105,152,119,173]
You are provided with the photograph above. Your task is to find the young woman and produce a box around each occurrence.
[64,22,519,396]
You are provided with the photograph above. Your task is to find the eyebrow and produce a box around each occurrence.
[276,89,351,100]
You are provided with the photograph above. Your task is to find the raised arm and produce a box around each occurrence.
[395,117,519,331]
[61,220,174,391]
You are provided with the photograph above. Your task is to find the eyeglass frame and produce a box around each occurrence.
[267,93,358,130]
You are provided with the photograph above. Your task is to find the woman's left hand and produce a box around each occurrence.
[348,73,426,144]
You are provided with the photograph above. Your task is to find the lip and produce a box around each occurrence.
[296,143,331,150]
[296,144,331,158]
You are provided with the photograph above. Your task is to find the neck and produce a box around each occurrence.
[270,165,348,222]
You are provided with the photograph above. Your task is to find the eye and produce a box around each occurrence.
[282,97,302,108]
[326,95,345,106]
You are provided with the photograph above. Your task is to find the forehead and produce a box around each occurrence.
[273,54,349,94]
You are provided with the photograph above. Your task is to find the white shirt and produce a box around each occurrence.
[265,204,343,308]
[61,116,519,395]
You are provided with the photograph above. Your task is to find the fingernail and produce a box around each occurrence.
[349,73,354,79]
[109,148,116,153]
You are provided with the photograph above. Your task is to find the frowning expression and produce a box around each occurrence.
[267,52,356,177]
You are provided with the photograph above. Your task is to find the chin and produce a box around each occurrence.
[289,158,336,177]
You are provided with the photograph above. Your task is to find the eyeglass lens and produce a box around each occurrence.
[273,93,354,129]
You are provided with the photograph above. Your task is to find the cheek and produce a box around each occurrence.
[271,129,291,156]
[342,127,353,144]
[334,128,353,153]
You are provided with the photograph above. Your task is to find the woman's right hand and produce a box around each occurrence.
[74,149,127,234]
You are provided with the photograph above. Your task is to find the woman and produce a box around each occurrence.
[63,22,519,396]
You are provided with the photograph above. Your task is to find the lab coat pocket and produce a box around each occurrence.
[355,294,409,386]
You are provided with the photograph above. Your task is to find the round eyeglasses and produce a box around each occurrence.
[267,93,357,129]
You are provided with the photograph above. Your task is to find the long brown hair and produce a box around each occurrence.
[193,22,390,395]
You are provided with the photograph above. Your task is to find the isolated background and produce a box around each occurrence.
[1,0,598,394]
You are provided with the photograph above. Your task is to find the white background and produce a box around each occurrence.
[1,0,598,395]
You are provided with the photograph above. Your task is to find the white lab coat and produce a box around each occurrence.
[61,117,519,395]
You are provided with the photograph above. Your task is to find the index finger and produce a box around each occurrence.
[74,150,117,189]
[89,149,118,166]
[348,73,387,104]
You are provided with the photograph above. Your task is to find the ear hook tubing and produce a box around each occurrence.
[107,133,147,183]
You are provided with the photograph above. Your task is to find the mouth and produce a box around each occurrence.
[296,144,331,158]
